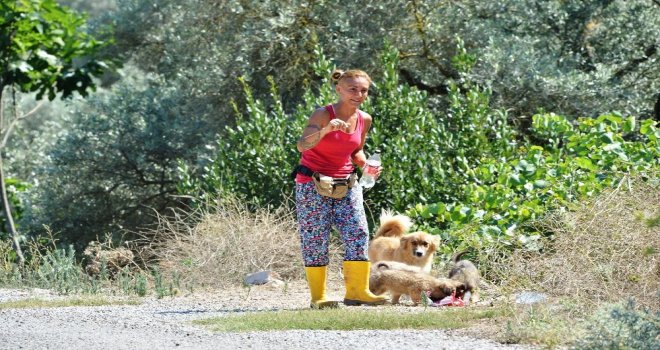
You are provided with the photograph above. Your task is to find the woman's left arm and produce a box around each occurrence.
[351,112,372,168]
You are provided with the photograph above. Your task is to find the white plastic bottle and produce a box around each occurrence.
[359,152,381,189]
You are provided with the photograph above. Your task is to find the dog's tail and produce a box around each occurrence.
[374,209,412,238]
[451,250,470,263]
[375,261,391,270]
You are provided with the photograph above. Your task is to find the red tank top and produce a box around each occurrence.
[295,105,364,183]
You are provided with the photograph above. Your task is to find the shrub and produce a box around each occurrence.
[177,46,337,208]
[182,41,659,247]
[109,0,660,121]
[0,178,28,241]
[141,197,344,288]
[410,114,659,258]
[366,41,517,213]
[179,42,519,230]
[490,174,659,309]
[21,72,219,247]
[573,299,659,350]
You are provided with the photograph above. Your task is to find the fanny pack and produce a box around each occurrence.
[293,165,357,199]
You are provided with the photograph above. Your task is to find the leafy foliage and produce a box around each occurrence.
[452,0,660,118]
[183,43,659,249]
[178,47,337,207]
[0,0,116,258]
[0,0,114,99]
[6,0,659,251]
[366,41,517,212]
[411,112,659,254]
[0,178,28,241]
[56,0,117,17]
[108,0,659,121]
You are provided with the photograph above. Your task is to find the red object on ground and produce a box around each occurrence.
[431,292,465,307]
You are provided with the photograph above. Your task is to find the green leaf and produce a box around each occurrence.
[574,157,596,171]
[603,142,622,152]
[508,173,522,186]
[10,61,32,72]
[480,225,502,236]
[639,119,657,136]
[600,132,615,144]
[36,49,59,66]
[428,203,446,216]
[622,117,636,133]
[533,180,550,188]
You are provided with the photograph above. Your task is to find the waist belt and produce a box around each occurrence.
[291,164,357,179]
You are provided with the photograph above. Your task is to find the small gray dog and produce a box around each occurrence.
[448,251,481,304]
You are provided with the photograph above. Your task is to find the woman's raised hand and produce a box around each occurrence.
[326,119,349,132]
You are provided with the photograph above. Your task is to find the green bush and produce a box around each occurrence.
[177,46,337,207]
[573,299,660,350]
[411,113,659,255]
[181,42,659,242]
[10,0,657,250]
[21,73,219,246]
[178,42,516,229]
[366,41,517,212]
[109,0,659,121]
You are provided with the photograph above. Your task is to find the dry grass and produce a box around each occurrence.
[494,174,659,310]
[142,198,344,288]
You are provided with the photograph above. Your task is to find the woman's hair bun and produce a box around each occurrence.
[331,69,344,84]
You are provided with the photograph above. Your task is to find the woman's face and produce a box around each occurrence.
[336,76,370,106]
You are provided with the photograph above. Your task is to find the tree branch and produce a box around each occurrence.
[611,44,657,81]
[0,100,45,149]
[405,0,459,80]
[0,87,4,130]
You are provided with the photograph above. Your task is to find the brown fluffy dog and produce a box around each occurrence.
[369,261,465,305]
[448,251,481,303]
[368,210,440,273]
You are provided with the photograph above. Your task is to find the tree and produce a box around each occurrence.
[18,0,657,245]
[107,0,657,119]
[23,75,217,247]
[0,0,113,264]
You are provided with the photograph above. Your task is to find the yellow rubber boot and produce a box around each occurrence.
[304,266,339,309]
[343,261,389,306]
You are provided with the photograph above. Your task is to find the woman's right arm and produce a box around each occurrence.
[297,108,347,152]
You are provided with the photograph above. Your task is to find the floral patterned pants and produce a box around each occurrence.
[295,181,369,267]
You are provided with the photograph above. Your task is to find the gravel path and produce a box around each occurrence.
[0,282,535,350]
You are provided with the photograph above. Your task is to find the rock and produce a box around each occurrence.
[244,270,282,286]
[514,291,548,305]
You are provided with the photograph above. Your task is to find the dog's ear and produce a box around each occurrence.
[399,235,410,248]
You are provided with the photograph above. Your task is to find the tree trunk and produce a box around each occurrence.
[0,148,23,266]
[0,87,25,265]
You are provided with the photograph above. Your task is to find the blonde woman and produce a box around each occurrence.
[293,69,387,308]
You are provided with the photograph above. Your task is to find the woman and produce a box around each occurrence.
[293,69,387,308]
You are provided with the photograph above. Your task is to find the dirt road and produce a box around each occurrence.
[0,282,535,350]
